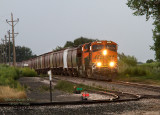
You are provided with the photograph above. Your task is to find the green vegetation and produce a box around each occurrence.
[0,42,37,62]
[127,0,160,61]
[0,64,37,91]
[39,74,49,77]
[39,85,53,92]
[54,80,104,93]
[0,64,28,101]
[146,59,154,63]
[117,53,160,84]
[0,64,22,90]
[64,37,97,48]
[20,67,37,77]
[0,65,37,101]
[54,37,97,51]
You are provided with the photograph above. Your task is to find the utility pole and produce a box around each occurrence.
[6,13,19,67]
[7,30,11,65]
[5,35,7,64]
[0,41,2,64]
[1,39,5,64]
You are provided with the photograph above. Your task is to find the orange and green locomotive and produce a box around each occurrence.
[80,40,118,80]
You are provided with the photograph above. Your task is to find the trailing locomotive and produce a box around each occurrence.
[21,40,118,80]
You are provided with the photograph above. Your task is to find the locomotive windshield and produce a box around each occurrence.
[105,44,116,52]
[92,45,104,52]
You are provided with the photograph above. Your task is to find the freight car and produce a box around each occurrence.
[21,40,118,80]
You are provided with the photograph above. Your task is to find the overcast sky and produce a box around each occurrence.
[0,0,154,62]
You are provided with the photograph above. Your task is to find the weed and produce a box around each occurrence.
[0,86,26,102]
[54,80,105,93]
[92,83,95,86]
[20,68,37,77]
[39,85,53,92]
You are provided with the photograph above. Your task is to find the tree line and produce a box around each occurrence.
[53,37,98,51]
[0,42,36,63]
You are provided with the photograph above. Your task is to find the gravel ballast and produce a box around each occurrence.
[0,99,160,115]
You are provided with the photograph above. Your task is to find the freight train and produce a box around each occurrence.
[20,40,118,80]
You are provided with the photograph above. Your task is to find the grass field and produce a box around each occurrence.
[0,64,37,102]
[0,86,26,102]
[54,80,105,93]
[117,54,160,85]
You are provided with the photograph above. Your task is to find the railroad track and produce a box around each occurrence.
[54,75,160,93]
[45,77,141,101]
[1,76,159,107]
[111,81,160,92]
[53,75,160,99]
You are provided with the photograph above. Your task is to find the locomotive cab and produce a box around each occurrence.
[84,40,118,79]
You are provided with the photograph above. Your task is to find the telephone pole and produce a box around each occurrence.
[1,39,5,64]
[6,13,19,67]
[5,35,8,64]
[0,41,2,63]
[7,30,11,65]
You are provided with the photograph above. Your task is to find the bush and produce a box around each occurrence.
[0,64,22,89]
[118,53,137,66]
[20,68,37,77]
[122,66,149,76]
[146,59,154,63]
[54,80,74,93]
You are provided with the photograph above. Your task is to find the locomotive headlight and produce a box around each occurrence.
[97,62,102,67]
[103,50,107,56]
[109,62,115,67]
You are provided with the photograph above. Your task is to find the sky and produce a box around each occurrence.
[0,0,155,62]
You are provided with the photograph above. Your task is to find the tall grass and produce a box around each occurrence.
[0,86,26,102]
[20,67,37,77]
[54,80,102,93]
[118,53,160,83]
[0,64,22,89]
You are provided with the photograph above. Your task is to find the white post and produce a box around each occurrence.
[48,70,52,102]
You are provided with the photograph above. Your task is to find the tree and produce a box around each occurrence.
[15,45,36,62]
[146,59,154,63]
[118,53,137,66]
[64,41,74,48]
[54,37,98,50]
[73,37,97,46]
[127,0,160,61]
[0,42,36,63]
[64,37,98,48]
[151,21,160,61]
[53,46,63,51]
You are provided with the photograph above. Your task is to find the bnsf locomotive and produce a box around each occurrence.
[21,40,118,80]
